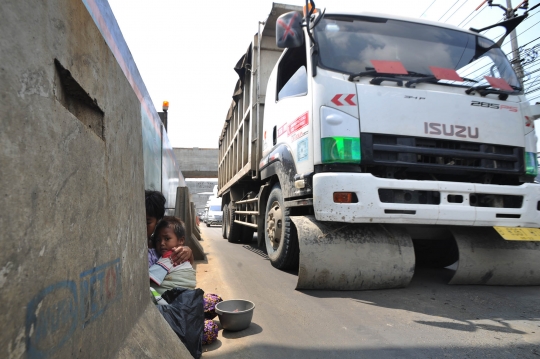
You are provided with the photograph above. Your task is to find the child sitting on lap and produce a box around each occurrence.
[145,190,194,268]
[150,216,197,295]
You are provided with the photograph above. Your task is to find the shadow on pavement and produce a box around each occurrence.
[297,266,540,333]
[202,338,222,352]
[220,322,263,339]
[414,320,527,334]
[205,342,540,359]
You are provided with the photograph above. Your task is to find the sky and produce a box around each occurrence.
[108,0,540,149]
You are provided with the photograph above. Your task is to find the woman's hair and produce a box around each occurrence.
[154,216,186,242]
[145,190,166,220]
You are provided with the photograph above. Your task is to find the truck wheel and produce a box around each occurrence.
[265,184,299,269]
[413,238,459,268]
[222,204,228,239]
[206,223,211,227]
[227,208,242,243]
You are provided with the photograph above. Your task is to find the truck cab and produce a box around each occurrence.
[261,10,539,227]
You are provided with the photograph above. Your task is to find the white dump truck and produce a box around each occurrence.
[217,2,540,290]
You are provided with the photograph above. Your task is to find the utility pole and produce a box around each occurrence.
[505,0,525,87]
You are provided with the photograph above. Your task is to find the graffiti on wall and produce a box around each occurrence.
[25,258,122,359]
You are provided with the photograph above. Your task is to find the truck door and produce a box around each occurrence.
[264,44,313,175]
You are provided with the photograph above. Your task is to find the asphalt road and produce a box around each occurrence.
[196,225,540,359]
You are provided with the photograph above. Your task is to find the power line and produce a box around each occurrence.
[458,0,487,27]
[457,9,476,26]
[481,16,505,37]
[478,5,540,44]
[501,16,540,48]
[420,0,540,96]
[526,85,540,94]
[420,0,437,17]
[501,11,540,47]
[489,12,538,43]
[523,62,540,72]
[524,67,540,76]
[444,0,468,22]
[518,35,540,49]
[460,3,487,28]
[459,21,540,79]
[462,50,539,83]
[439,0,460,21]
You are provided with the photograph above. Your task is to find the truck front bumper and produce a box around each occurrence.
[313,173,540,227]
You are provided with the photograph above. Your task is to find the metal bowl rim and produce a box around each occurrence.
[215,299,256,314]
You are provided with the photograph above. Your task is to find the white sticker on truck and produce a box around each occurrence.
[297,137,308,162]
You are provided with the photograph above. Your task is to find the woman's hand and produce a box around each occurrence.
[171,246,194,266]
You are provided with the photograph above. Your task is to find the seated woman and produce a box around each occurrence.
[150,216,220,346]
[150,216,196,294]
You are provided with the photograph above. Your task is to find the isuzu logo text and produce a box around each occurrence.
[424,122,479,139]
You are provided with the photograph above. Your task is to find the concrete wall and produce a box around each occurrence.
[174,148,218,178]
[0,1,190,358]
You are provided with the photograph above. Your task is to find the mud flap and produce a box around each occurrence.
[291,216,415,290]
[449,227,540,285]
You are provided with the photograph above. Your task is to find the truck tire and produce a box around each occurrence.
[413,238,459,268]
[206,223,211,227]
[264,184,299,269]
[227,208,242,243]
[222,204,228,239]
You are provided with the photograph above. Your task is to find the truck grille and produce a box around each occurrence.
[361,133,524,178]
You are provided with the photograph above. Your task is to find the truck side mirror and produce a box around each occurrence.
[276,11,304,49]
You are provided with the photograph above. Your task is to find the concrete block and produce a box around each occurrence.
[192,203,201,241]
[174,187,188,223]
[174,187,205,260]
[114,303,192,359]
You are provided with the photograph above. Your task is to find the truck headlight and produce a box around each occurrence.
[321,137,361,163]
[525,152,538,176]
[320,106,361,164]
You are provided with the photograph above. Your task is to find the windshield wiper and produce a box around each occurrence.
[465,84,520,99]
[349,69,477,89]
[402,71,432,78]
[405,76,436,88]
[349,69,432,82]
[348,70,378,81]
[405,75,478,88]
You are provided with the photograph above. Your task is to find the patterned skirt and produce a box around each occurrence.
[202,293,222,345]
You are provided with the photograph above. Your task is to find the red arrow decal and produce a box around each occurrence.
[331,94,343,106]
[344,94,356,106]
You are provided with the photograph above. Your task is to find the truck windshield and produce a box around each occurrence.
[314,15,520,90]
[209,205,221,211]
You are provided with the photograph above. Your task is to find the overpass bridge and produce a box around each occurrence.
[174,148,219,213]
[173,148,218,179]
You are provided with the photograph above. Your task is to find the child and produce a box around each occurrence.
[145,190,194,267]
[150,216,197,295]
